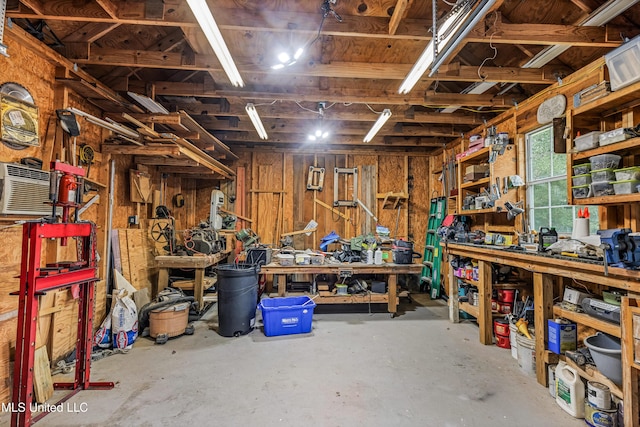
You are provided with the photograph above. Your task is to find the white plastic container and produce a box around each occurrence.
[366,248,374,264]
[276,253,294,266]
[555,361,585,418]
[548,363,557,398]
[574,131,601,152]
[374,248,383,265]
[516,334,536,377]
[509,323,518,360]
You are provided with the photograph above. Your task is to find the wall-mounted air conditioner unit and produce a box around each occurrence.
[0,162,52,215]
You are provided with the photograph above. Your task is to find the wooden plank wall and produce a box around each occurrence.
[232,150,433,257]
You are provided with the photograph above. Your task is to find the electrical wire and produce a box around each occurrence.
[477,12,499,80]
[364,103,385,115]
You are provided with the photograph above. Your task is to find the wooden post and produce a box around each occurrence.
[533,272,554,386]
[478,259,492,345]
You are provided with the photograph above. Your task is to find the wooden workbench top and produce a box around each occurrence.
[444,242,640,290]
[155,251,230,268]
[260,262,423,275]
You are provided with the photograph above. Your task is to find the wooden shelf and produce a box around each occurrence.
[457,146,490,164]
[460,177,490,189]
[573,80,640,117]
[573,136,640,161]
[459,207,496,214]
[556,353,623,399]
[552,304,621,338]
[459,301,479,318]
[573,192,640,205]
[454,276,478,286]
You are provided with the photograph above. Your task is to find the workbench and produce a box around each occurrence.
[155,251,230,310]
[260,262,423,316]
[443,242,640,426]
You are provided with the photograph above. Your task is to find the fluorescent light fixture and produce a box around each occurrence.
[245,103,268,140]
[399,43,435,94]
[429,0,496,77]
[398,0,496,94]
[186,0,244,87]
[363,109,392,143]
[440,80,497,113]
[523,0,639,68]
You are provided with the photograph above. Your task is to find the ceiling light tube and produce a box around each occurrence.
[245,103,268,139]
[186,0,244,87]
[398,0,475,94]
[429,0,497,77]
[363,109,392,143]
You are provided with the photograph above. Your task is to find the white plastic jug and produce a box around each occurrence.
[555,361,585,418]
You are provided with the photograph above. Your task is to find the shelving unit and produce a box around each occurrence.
[455,132,519,235]
[567,79,640,206]
[622,297,640,427]
[552,305,621,338]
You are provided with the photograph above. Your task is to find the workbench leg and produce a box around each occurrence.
[277,274,286,297]
[533,272,554,386]
[388,274,397,316]
[448,255,460,323]
[622,297,640,427]
[478,260,492,345]
[194,268,205,311]
[157,268,169,298]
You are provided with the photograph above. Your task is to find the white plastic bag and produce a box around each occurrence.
[93,314,112,349]
[111,289,139,351]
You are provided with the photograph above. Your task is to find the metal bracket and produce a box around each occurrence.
[307,166,325,191]
[333,167,358,207]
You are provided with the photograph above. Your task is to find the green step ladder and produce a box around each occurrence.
[421,197,446,298]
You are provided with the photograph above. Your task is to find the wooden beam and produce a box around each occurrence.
[197,118,464,137]
[133,156,199,166]
[165,102,483,126]
[62,22,121,43]
[95,0,119,19]
[389,0,412,36]
[102,144,181,156]
[18,0,44,15]
[214,132,446,147]
[77,48,556,84]
[6,4,631,47]
[157,166,219,175]
[152,81,519,107]
[175,141,235,179]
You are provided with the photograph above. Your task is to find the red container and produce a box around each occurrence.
[495,334,511,349]
[497,289,516,303]
[494,319,510,336]
[497,301,513,315]
[491,299,498,312]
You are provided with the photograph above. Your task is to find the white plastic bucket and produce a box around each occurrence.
[516,333,536,377]
[509,323,518,360]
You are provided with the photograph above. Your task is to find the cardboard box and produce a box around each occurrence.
[465,164,490,175]
[635,338,640,364]
[548,319,577,354]
[463,172,487,182]
[634,314,640,339]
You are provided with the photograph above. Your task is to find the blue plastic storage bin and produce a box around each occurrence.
[259,296,316,337]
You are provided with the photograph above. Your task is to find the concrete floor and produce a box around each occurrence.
[2,296,584,427]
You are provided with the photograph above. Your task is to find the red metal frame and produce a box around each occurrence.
[11,222,113,427]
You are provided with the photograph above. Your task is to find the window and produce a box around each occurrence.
[526,125,598,235]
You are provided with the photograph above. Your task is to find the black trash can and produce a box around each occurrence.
[216,264,259,337]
